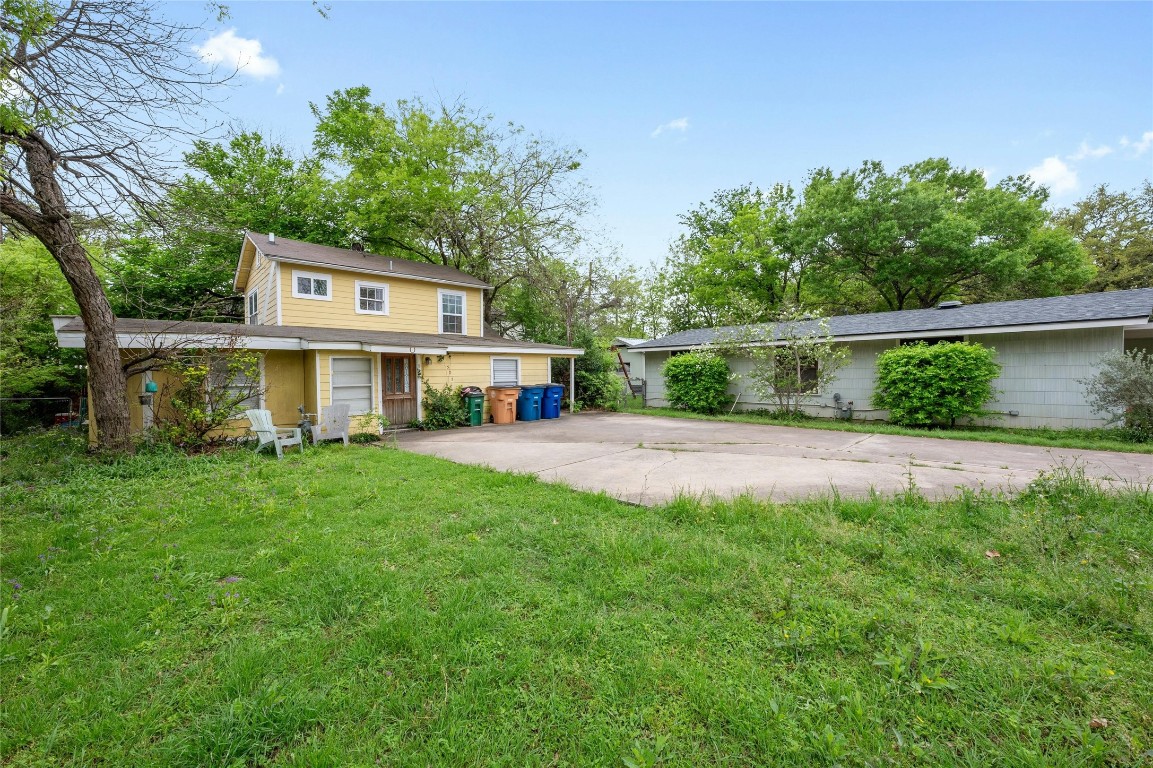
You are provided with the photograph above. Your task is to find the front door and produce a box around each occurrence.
[380,354,417,427]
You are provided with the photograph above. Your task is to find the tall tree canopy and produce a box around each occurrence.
[1053,183,1153,292]
[1,0,223,450]
[311,87,592,323]
[659,158,1094,329]
[800,159,1091,311]
[110,133,343,320]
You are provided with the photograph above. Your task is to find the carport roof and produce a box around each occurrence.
[635,287,1153,350]
[51,316,584,355]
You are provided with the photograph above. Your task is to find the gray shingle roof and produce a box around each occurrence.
[55,317,580,353]
[635,288,1153,350]
[247,232,491,289]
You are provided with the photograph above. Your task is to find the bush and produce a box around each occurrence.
[873,342,1001,427]
[552,329,623,410]
[414,382,467,431]
[662,351,732,414]
[1080,349,1153,442]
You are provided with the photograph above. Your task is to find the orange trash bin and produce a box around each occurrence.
[485,386,521,425]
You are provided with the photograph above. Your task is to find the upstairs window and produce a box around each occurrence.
[439,289,466,334]
[355,281,389,315]
[247,290,259,324]
[292,270,332,301]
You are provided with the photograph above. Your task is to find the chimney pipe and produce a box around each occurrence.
[268,233,276,244]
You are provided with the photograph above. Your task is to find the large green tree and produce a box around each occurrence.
[1,0,223,451]
[660,184,806,331]
[1053,183,1153,292]
[110,133,344,320]
[800,159,1092,312]
[311,87,592,324]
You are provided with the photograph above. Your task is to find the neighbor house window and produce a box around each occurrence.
[355,281,389,315]
[292,270,332,300]
[772,352,819,394]
[439,289,466,334]
[331,357,373,415]
[491,357,520,387]
[247,289,259,324]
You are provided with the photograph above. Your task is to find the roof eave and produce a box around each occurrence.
[268,255,492,290]
[637,316,1148,352]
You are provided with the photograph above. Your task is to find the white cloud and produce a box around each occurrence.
[1119,130,1153,156]
[651,117,689,138]
[1026,156,1078,195]
[1068,141,1113,161]
[193,29,280,80]
[276,83,285,96]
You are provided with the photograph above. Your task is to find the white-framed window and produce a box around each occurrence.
[438,289,466,334]
[247,289,260,324]
[208,355,263,416]
[355,280,389,315]
[330,357,374,415]
[491,357,520,387]
[292,270,332,301]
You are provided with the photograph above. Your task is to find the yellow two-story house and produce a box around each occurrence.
[53,232,583,436]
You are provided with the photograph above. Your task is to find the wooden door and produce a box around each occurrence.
[380,354,417,426]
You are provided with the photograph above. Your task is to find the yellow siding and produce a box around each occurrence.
[243,248,280,325]
[279,266,483,336]
[421,352,552,421]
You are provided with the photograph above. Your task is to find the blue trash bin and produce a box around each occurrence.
[540,383,564,419]
[515,385,544,421]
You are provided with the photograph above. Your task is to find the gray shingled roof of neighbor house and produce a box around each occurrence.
[634,288,1153,350]
[53,317,583,353]
[245,231,491,289]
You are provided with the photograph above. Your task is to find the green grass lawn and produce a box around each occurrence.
[620,398,1153,455]
[2,431,1151,766]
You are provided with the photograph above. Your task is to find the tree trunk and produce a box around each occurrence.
[2,132,133,452]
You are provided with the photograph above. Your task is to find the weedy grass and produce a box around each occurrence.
[1,431,1151,766]
[621,401,1153,454]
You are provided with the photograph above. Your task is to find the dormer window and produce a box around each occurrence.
[292,270,332,301]
[439,289,466,334]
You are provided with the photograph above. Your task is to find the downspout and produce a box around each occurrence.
[569,357,576,413]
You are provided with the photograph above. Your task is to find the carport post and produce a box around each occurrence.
[569,357,575,413]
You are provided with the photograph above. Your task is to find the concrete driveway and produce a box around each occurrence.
[396,412,1152,505]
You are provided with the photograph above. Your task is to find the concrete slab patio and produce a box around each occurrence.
[396,412,1152,505]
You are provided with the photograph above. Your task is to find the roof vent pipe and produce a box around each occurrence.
[268,233,275,244]
[936,300,963,310]
[389,260,393,271]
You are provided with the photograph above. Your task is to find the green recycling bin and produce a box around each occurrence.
[462,390,485,427]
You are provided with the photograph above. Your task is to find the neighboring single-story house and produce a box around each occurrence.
[53,232,583,440]
[611,337,649,382]
[635,288,1153,429]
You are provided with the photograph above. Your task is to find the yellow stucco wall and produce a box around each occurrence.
[263,351,306,425]
[278,265,483,336]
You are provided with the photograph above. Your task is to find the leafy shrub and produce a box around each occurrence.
[415,382,467,431]
[873,342,1001,427]
[663,351,732,414]
[1080,349,1153,442]
[552,329,623,410]
[154,349,263,450]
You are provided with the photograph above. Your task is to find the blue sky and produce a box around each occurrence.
[171,1,1153,267]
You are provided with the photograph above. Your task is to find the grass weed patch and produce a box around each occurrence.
[2,438,1151,765]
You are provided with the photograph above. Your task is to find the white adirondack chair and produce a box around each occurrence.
[245,409,304,459]
[310,403,351,447]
